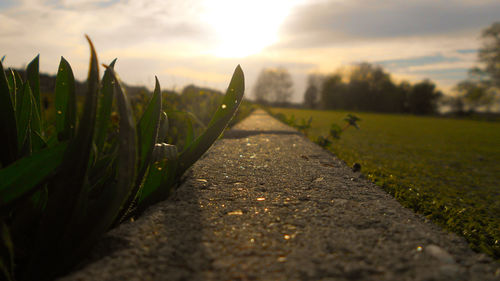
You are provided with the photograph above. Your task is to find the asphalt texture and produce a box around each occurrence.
[60,110,500,281]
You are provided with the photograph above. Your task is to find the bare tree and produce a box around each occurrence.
[455,22,500,112]
[253,67,293,104]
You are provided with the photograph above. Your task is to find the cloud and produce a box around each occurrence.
[1,0,499,103]
[278,0,500,48]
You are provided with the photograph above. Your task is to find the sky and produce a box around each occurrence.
[1,0,499,103]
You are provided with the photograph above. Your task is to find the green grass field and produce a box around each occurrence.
[269,107,500,259]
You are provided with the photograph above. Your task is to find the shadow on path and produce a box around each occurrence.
[223,129,302,139]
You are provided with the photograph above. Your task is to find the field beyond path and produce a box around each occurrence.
[60,110,499,281]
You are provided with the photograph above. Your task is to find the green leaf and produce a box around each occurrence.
[68,68,137,264]
[26,55,42,134]
[137,77,161,176]
[103,68,137,222]
[30,36,100,276]
[13,71,22,94]
[0,221,14,281]
[178,65,244,174]
[117,77,161,220]
[0,142,67,210]
[54,57,76,141]
[29,91,44,152]
[5,69,16,107]
[16,83,33,151]
[94,58,117,153]
[0,60,18,167]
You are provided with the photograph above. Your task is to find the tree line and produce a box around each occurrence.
[305,64,442,114]
[253,21,499,115]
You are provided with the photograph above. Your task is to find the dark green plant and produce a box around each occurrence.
[315,114,361,148]
[271,112,312,134]
[0,36,244,281]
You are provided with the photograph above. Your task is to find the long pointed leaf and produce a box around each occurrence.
[29,36,100,278]
[137,77,161,177]
[116,77,161,220]
[0,60,18,167]
[94,59,117,153]
[0,142,67,211]
[26,55,41,134]
[29,91,44,152]
[66,68,137,267]
[5,69,15,108]
[13,71,22,95]
[102,68,137,224]
[54,57,76,141]
[16,83,33,151]
[178,65,244,174]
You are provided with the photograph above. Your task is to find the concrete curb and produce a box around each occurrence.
[60,110,500,281]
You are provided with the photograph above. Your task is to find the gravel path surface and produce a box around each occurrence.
[60,110,500,281]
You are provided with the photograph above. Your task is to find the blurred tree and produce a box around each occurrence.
[454,22,500,112]
[316,63,442,115]
[320,74,346,109]
[346,63,403,112]
[303,85,318,108]
[253,67,293,105]
[407,79,442,114]
[303,74,324,108]
[455,80,496,112]
[478,22,500,87]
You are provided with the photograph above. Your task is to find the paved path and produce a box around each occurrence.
[61,110,499,281]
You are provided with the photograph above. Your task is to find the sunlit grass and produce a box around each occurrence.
[270,107,500,260]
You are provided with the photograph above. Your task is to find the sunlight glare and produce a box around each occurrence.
[202,0,301,58]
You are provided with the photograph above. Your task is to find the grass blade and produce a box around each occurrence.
[0,142,67,211]
[0,60,18,167]
[116,77,161,220]
[13,70,23,95]
[94,59,117,153]
[68,68,137,264]
[29,36,100,278]
[137,76,161,176]
[105,68,137,221]
[16,83,33,151]
[26,55,42,134]
[5,69,16,108]
[29,91,44,151]
[54,57,76,141]
[178,65,244,174]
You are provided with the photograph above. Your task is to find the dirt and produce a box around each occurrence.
[59,110,500,281]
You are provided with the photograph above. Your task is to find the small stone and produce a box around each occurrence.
[352,163,361,172]
[426,244,455,264]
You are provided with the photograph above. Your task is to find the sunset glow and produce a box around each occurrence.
[0,0,499,102]
[202,0,301,58]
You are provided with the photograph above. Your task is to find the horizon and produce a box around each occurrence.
[1,0,499,103]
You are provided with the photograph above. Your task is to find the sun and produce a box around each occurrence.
[202,0,301,58]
